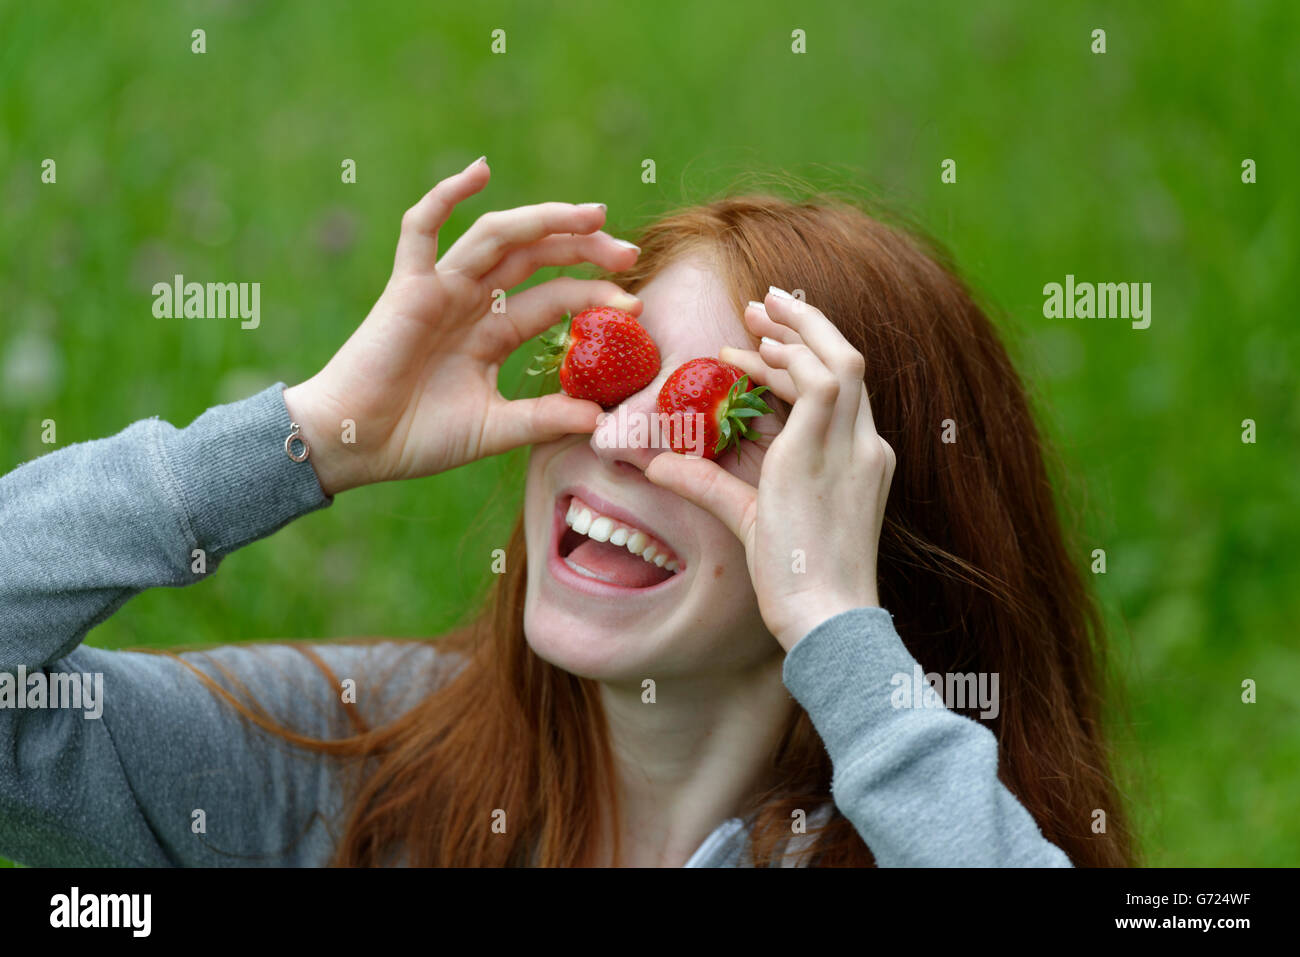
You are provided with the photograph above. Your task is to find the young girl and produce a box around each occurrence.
[0,156,1133,867]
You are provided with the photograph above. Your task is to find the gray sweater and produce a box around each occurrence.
[0,384,1072,867]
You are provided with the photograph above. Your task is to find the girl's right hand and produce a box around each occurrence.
[282,156,643,495]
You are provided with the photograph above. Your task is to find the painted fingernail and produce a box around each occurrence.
[768,285,794,300]
[611,238,640,251]
[579,202,607,209]
[761,335,781,345]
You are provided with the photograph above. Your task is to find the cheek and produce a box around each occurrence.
[692,528,753,603]
[522,445,561,552]
[679,538,771,664]
[523,437,571,501]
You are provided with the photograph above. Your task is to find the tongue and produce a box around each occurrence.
[566,538,673,588]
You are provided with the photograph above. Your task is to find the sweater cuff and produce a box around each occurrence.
[781,606,919,769]
[152,383,332,555]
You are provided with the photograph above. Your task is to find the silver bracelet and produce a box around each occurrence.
[285,421,311,462]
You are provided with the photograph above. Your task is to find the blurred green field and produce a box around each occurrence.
[2,0,1298,867]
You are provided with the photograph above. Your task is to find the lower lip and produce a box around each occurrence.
[546,494,685,598]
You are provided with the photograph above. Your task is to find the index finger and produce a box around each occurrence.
[393,156,491,274]
[762,290,870,439]
[439,201,610,278]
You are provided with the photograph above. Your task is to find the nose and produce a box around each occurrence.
[588,377,666,473]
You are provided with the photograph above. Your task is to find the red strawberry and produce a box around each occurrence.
[656,358,773,459]
[527,307,659,406]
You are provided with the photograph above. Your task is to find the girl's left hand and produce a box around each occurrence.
[644,287,896,653]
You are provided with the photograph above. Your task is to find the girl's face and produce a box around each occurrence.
[522,254,784,682]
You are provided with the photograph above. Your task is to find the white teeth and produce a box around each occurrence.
[573,508,593,535]
[562,498,682,574]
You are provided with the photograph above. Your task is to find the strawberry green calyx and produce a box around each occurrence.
[526,314,573,378]
[714,374,773,455]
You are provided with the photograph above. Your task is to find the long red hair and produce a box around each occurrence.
[174,191,1135,867]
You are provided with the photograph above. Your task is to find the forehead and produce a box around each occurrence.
[631,252,791,426]
[632,254,752,353]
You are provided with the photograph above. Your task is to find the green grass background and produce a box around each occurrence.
[2,0,1297,867]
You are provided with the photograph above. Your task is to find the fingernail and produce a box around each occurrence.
[747,300,765,311]
[611,238,640,251]
[579,202,607,209]
[768,285,794,300]
[608,291,640,310]
[469,155,487,169]
[761,335,781,345]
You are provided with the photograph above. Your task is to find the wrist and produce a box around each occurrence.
[775,591,879,652]
[282,380,359,496]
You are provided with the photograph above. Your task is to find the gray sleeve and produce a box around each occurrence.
[1,639,453,867]
[0,385,457,866]
[0,383,330,662]
[781,606,1074,867]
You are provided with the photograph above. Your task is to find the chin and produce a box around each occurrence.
[520,601,653,682]
[520,542,683,683]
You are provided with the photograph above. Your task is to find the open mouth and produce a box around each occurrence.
[553,491,684,590]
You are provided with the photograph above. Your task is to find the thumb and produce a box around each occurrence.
[484,393,602,456]
[645,452,757,544]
